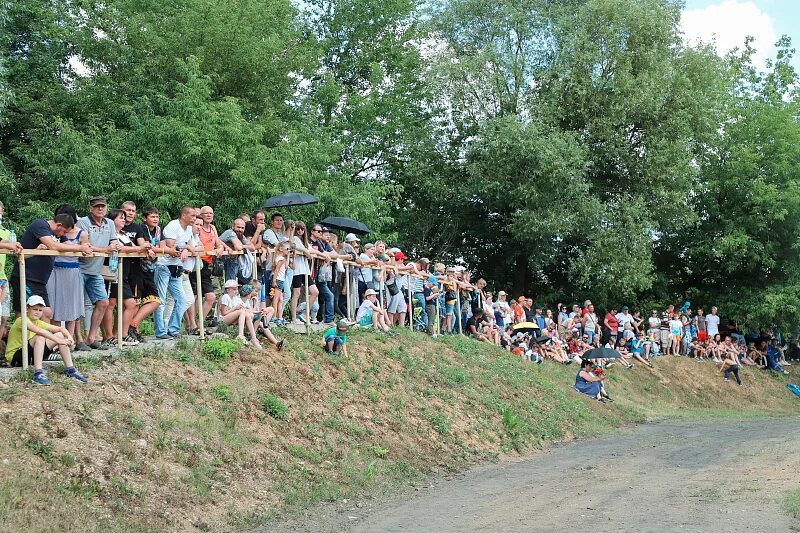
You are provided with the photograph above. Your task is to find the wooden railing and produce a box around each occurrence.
[1,246,475,369]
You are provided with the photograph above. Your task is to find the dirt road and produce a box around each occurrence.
[262,417,800,533]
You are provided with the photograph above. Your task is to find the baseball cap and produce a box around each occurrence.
[224,279,239,289]
[364,289,377,297]
[89,196,107,207]
[393,251,407,260]
[364,243,375,250]
[27,295,46,307]
[337,319,350,331]
[498,291,507,296]
[345,233,360,242]
[622,305,629,311]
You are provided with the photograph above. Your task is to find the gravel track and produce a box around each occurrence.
[261,417,800,533]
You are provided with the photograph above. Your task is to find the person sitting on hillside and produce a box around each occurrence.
[466,307,492,342]
[323,319,350,356]
[5,295,88,385]
[629,331,654,368]
[219,279,264,349]
[765,339,789,375]
[355,289,392,333]
[575,359,611,402]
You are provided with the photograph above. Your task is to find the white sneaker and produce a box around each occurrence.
[779,359,791,366]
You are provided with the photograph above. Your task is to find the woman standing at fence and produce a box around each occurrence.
[46,204,90,351]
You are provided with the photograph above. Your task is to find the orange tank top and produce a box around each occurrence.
[199,225,216,264]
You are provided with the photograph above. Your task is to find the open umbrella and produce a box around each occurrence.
[320,216,371,235]
[262,192,319,209]
[513,322,540,333]
[582,347,621,360]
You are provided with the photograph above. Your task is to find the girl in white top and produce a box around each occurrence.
[289,221,320,324]
[219,280,262,349]
[271,242,290,321]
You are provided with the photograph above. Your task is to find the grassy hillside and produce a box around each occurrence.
[0,328,796,532]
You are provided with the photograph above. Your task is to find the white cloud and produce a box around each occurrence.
[681,0,777,69]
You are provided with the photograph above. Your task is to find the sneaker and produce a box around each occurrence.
[779,360,791,366]
[626,363,634,369]
[74,342,91,352]
[724,377,730,382]
[168,332,181,339]
[782,370,789,375]
[122,335,140,347]
[64,370,88,383]
[88,340,109,351]
[276,339,285,352]
[32,373,50,386]
[606,361,616,368]
[155,334,172,340]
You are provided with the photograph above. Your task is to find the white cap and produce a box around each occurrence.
[224,279,239,289]
[27,295,46,307]
[364,289,377,297]
[345,233,360,242]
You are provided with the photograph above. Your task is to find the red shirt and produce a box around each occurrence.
[605,312,619,334]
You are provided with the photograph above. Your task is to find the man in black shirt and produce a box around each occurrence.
[9,215,92,317]
[466,308,491,342]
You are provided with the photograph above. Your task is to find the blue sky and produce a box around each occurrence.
[682,0,800,71]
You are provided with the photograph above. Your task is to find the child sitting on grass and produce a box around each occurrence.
[323,319,349,356]
[4,295,88,385]
[355,289,392,333]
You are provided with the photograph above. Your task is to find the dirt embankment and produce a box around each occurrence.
[0,329,797,532]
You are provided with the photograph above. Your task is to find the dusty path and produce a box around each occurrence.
[261,417,800,533]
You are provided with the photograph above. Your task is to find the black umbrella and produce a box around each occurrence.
[262,192,319,209]
[582,347,621,360]
[320,216,371,235]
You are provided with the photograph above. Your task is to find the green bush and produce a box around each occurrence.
[260,393,288,420]
[202,338,242,361]
[211,384,231,401]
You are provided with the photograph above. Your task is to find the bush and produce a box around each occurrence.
[260,393,288,420]
[202,338,242,361]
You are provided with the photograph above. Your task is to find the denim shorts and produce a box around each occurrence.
[83,273,108,304]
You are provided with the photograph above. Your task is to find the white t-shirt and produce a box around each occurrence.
[706,314,720,336]
[359,253,374,283]
[292,236,310,276]
[157,220,193,267]
[647,316,661,330]
[669,319,683,336]
[183,234,201,272]
[356,299,374,322]
[584,313,598,333]
[220,292,243,310]
[617,312,634,330]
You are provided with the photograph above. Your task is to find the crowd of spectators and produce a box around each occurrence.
[0,198,796,389]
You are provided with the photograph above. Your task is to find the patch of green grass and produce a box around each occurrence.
[0,384,20,401]
[211,384,232,401]
[439,364,470,386]
[783,489,800,519]
[202,338,242,361]
[428,411,450,435]
[260,393,288,420]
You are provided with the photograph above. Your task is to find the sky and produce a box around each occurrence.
[681,0,800,71]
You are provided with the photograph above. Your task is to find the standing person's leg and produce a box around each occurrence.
[154,265,170,337]
[83,274,109,345]
[308,282,320,323]
[181,275,197,331]
[290,284,302,323]
[426,304,436,334]
[317,280,334,325]
[414,293,427,329]
[166,274,186,336]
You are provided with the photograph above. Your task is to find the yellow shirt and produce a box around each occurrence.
[5,317,50,361]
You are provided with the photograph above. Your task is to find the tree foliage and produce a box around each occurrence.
[1,0,798,329]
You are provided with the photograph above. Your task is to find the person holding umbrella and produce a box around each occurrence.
[575,359,612,402]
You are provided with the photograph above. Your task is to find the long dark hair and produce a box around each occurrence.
[580,358,594,369]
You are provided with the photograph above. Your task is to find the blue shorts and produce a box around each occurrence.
[83,273,108,304]
[275,279,285,291]
[358,312,373,327]
[324,336,344,350]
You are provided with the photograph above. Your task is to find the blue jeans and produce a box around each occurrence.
[413,292,428,329]
[154,264,186,336]
[316,280,334,323]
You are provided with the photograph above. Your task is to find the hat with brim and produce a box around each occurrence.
[27,295,46,307]
[224,279,239,289]
[89,196,107,207]
[345,233,360,242]
[364,289,377,297]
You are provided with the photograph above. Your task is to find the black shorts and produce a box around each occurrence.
[291,273,310,289]
[10,277,49,313]
[189,262,214,296]
[135,270,160,305]
[108,281,134,301]
[10,341,36,367]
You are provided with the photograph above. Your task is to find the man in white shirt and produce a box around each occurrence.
[154,206,198,339]
[706,306,720,338]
